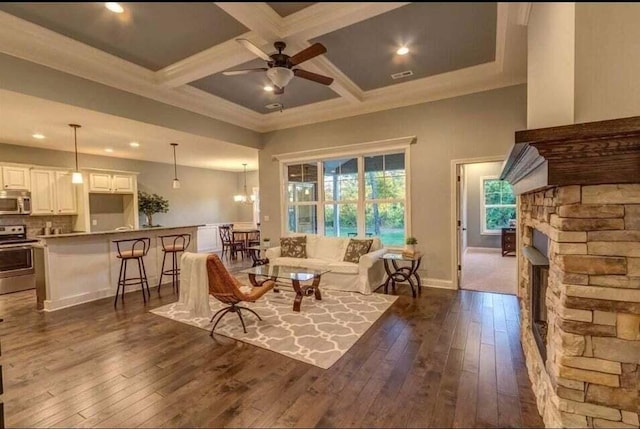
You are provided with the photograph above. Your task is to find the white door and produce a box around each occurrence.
[2,166,30,190]
[55,171,77,214]
[456,164,468,288]
[89,173,112,192]
[31,170,56,215]
[112,175,134,193]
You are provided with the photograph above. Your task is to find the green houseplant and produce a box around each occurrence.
[138,191,169,227]
[404,236,418,256]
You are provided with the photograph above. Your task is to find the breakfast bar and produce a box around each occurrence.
[35,225,201,311]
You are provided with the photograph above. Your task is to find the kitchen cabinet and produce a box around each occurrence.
[89,173,134,194]
[89,173,112,193]
[112,175,134,193]
[31,170,56,215]
[30,169,77,215]
[55,171,77,214]
[1,166,30,191]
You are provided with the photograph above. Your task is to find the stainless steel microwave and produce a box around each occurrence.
[0,191,31,215]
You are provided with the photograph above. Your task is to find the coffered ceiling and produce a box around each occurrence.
[0,2,529,132]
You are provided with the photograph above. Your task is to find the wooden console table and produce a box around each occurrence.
[501,227,516,256]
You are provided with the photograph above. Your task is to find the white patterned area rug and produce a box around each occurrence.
[150,286,397,369]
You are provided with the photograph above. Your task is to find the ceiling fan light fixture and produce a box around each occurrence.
[263,85,274,92]
[396,46,410,56]
[267,67,294,89]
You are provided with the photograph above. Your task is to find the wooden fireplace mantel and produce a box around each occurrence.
[501,116,640,194]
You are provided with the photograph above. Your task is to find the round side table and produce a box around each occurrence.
[379,252,423,298]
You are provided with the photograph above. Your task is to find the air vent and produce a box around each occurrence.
[265,103,283,110]
[391,70,413,80]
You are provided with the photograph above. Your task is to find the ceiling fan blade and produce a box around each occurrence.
[290,43,327,65]
[293,68,334,86]
[236,38,271,61]
[222,68,268,76]
[274,86,284,95]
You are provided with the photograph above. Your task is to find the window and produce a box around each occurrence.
[283,151,408,246]
[481,176,516,234]
[286,163,318,234]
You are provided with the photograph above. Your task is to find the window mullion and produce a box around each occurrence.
[357,156,365,236]
[317,160,324,235]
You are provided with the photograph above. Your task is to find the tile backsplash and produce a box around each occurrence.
[0,215,74,238]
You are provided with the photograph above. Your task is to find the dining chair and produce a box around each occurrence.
[218,225,243,260]
[206,254,274,335]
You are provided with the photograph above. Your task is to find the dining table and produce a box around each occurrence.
[231,228,260,253]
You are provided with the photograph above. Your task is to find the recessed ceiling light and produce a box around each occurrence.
[129,142,140,148]
[32,133,45,139]
[104,148,114,153]
[396,46,409,56]
[264,85,274,92]
[105,2,124,13]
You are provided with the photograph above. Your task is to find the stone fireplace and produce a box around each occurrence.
[502,117,640,428]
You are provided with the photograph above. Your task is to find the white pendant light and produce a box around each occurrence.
[69,124,83,184]
[234,163,255,204]
[170,143,181,189]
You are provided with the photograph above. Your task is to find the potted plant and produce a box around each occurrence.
[262,237,271,246]
[138,191,169,227]
[404,236,418,256]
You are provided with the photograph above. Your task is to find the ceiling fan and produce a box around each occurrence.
[223,39,334,95]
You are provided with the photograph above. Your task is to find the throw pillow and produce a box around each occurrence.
[343,239,373,263]
[280,236,307,258]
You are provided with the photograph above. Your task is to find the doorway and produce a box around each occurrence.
[455,160,517,294]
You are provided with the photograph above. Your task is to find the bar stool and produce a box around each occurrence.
[113,238,151,307]
[157,233,191,295]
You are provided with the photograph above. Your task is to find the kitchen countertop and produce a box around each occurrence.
[37,225,204,239]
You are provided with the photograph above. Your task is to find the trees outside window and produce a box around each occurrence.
[481,177,516,233]
[283,151,408,246]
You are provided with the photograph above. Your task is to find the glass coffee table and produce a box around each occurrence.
[240,265,329,312]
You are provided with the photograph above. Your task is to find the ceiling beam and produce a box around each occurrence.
[283,2,411,40]
[215,2,283,41]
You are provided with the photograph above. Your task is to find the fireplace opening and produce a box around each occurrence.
[524,228,550,361]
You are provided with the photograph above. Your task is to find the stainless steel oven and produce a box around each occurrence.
[0,225,37,294]
[0,190,31,215]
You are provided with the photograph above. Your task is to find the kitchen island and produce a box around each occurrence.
[35,225,202,311]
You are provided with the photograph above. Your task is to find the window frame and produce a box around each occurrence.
[480,175,516,235]
[279,147,411,248]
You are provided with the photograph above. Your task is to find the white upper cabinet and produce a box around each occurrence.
[89,173,135,194]
[30,169,78,215]
[112,175,134,193]
[2,166,30,190]
[55,171,77,214]
[89,173,112,193]
[30,169,56,215]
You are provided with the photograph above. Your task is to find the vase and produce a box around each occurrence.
[145,214,153,227]
[404,244,416,256]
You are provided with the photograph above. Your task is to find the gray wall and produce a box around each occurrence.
[0,53,261,149]
[465,161,503,249]
[0,142,255,226]
[259,85,527,283]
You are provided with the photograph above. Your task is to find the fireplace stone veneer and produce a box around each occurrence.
[502,117,640,428]
[519,185,640,427]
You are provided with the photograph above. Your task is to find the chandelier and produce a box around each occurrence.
[234,163,255,204]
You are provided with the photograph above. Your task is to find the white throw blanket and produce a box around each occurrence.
[177,252,211,318]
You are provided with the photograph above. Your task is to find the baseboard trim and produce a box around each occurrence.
[422,277,456,290]
[44,288,112,312]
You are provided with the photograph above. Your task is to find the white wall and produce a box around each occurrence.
[527,2,576,128]
[575,3,640,122]
[259,85,527,284]
[465,162,503,249]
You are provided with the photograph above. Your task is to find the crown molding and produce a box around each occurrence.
[0,3,525,135]
[273,135,416,162]
[0,11,264,132]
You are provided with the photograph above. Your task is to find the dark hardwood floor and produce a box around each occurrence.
[0,253,543,428]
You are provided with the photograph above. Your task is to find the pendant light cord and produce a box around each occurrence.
[74,127,79,171]
[172,143,178,180]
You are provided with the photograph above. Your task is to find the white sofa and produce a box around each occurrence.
[264,234,387,294]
